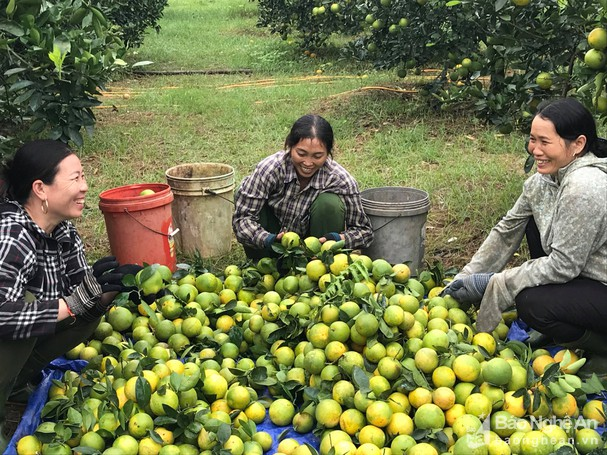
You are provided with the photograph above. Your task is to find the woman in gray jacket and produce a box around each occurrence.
[445,98,607,376]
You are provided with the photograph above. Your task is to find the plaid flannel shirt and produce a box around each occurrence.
[0,201,89,340]
[233,150,374,249]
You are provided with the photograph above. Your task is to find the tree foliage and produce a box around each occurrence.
[99,0,169,49]
[0,0,168,156]
[258,0,607,131]
[0,0,125,153]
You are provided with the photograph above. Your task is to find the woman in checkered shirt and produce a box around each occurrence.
[0,140,138,451]
[233,114,374,260]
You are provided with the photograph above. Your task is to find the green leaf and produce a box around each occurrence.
[379,319,395,339]
[6,0,16,16]
[53,37,71,56]
[581,374,606,395]
[68,126,84,147]
[8,80,34,92]
[135,376,152,407]
[216,422,232,444]
[524,154,535,173]
[4,67,26,77]
[138,300,158,324]
[13,88,35,104]
[66,407,83,425]
[445,0,461,5]
[303,443,320,455]
[0,19,24,36]
[554,445,577,455]
[150,429,165,443]
[594,72,606,98]
[540,363,561,383]
[352,366,370,393]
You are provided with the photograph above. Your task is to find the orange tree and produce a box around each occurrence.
[0,0,125,152]
[257,0,607,131]
[0,0,168,156]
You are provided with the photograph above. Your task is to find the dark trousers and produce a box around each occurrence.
[0,316,99,421]
[515,218,607,342]
[243,192,345,260]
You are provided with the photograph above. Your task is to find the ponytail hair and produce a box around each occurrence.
[595,138,607,158]
[0,140,74,204]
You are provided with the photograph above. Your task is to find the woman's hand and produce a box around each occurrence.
[319,232,343,243]
[442,273,494,303]
[65,257,142,321]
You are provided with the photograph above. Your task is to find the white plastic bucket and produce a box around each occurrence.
[361,186,430,274]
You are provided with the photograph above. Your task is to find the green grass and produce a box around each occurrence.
[78,0,530,273]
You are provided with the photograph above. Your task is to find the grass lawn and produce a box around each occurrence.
[79,0,530,273]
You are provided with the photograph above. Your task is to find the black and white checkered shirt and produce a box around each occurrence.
[233,150,373,249]
[0,201,89,340]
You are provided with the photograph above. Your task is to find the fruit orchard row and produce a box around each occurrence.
[258,0,607,133]
[12,235,607,455]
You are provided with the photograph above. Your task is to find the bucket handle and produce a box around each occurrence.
[372,216,400,233]
[368,208,429,233]
[204,188,235,205]
[123,208,180,238]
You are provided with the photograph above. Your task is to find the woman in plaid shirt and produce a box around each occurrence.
[233,114,374,259]
[0,140,137,450]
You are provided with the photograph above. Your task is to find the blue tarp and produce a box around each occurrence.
[6,358,87,453]
[5,358,318,454]
[257,420,319,453]
[506,319,532,343]
[507,318,563,356]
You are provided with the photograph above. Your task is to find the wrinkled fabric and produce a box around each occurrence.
[0,201,89,340]
[460,153,607,332]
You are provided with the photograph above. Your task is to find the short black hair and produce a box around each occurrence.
[535,98,606,157]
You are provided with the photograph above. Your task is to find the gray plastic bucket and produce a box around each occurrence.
[165,163,235,258]
[361,187,430,274]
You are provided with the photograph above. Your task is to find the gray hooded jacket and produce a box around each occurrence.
[461,152,607,332]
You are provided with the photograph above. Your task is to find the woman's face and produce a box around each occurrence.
[289,137,329,180]
[44,154,88,222]
[528,116,582,176]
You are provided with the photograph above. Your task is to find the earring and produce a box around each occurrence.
[41,199,49,214]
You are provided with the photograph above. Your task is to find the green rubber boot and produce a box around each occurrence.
[560,330,607,381]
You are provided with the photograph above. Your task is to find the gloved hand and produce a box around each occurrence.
[322,232,341,242]
[92,256,119,280]
[66,259,143,321]
[442,273,494,303]
[264,233,277,248]
[97,263,143,293]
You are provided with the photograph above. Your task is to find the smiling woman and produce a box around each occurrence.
[441,98,607,379]
[0,140,142,451]
[232,114,374,260]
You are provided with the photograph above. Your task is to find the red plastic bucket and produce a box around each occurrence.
[98,183,177,271]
